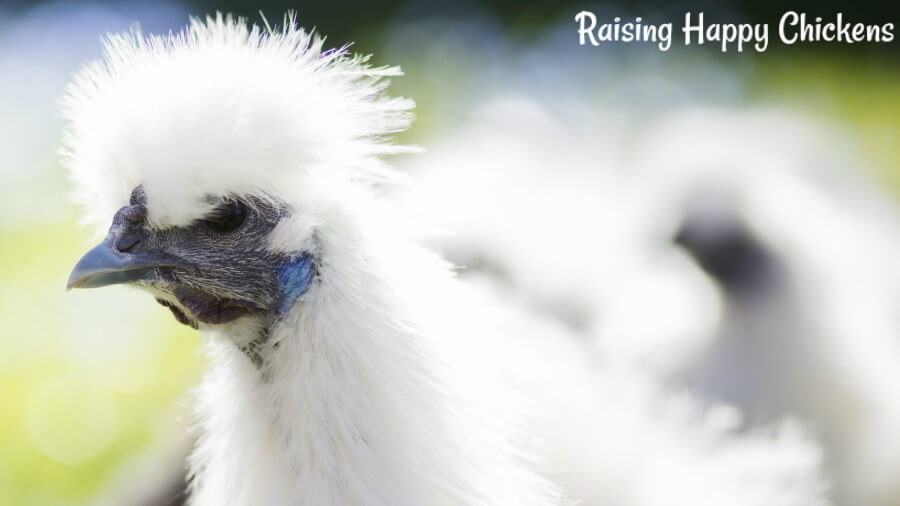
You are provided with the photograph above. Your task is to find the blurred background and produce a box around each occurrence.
[0,1,898,505]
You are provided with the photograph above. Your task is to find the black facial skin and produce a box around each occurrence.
[108,186,303,328]
[674,208,777,298]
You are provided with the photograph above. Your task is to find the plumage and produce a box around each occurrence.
[636,109,900,506]
[397,98,900,505]
[64,15,831,506]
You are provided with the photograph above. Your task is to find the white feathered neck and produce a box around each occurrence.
[186,195,558,505]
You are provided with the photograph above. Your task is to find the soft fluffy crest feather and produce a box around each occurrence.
[61,13,415,233]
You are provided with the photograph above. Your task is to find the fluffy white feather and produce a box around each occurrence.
[61,13,414,235]
[398,96,900,505]
[632,108,900,506]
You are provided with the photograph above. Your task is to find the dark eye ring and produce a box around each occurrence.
[204,200,247,233]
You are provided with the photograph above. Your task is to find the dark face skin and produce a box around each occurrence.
[674,208,777,298]
[68,186,316,331]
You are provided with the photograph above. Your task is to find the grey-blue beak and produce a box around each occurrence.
[67,240,182,290]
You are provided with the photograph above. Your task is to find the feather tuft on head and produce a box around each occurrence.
[61,13,416,234]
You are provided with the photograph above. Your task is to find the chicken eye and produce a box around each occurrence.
[204,200,247,233]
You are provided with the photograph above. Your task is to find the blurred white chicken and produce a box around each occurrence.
[637,109,900,506]
[398,97,900,506]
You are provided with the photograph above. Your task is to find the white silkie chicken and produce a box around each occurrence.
[401,99,900,506]
[634,108,900,506]
[64,15,829,506]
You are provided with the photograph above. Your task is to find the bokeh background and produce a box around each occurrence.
[0,1,898,505]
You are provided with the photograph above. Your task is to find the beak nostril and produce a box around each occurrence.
[115,235,141,253]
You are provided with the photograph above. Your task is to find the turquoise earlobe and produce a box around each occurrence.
[276,254,315,316]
